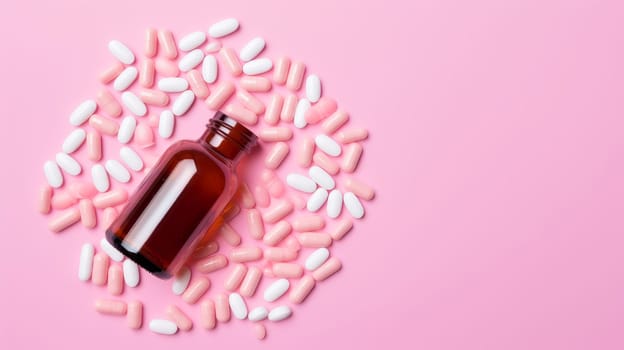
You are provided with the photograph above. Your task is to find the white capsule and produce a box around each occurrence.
[239,37,266,62]
[69,99,97,126]
[263,278,290,302]
[268,305,292,322]
[43,161,63,188]
[307,188,328,212]
[178,31,206,51]
[344,192,365,219]
[309,165,335,190]
[326,190,343,219]
[157,77,189,92]
[113,66,138,91]
[315,134,342,156]
[294,98,310,129]
[123,259,140,287]
[100,238,124,262]
[248,306,268,322]
[149,319,178,335]
[120,146,144,171]
[178,49,204,72]
[159,110,175,138]
[91,164,110,192]
[286,173,317,193]
[108,40,135,64]
[117,116,136,144]
[201,55,218,83]
[105,159,131,183]
[305,248,330,271]
[243,58,273,76]
[306,75,322,103]
[55,152,82,176]
[204,41,222,53]
[78,243,95,281]
[228,293,248,320]
[208,18,239,38]
[121,91,147,117]
[172,90,195,116]
[172,267,191,295]
[62,129,86,154]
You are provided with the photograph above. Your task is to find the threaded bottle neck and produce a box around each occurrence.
[198,112,258,164]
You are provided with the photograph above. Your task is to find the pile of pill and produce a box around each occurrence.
[37,18,374,339]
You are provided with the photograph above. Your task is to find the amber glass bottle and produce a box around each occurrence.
[106,112,257,278]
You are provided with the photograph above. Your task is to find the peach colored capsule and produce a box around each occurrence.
[290,275,316,304]
[102,207,118,228]
[259,127,293,142]
[191,241,219,260]
[264,94,283,125]
[263,200,294,224]
[337,127,369,143]
[285,235,302,251]
[182,277,211,304]
[145,28,158,57]
[264,142,290,170]
[237,182,255,209]
[86,131,102,162]
[93,189,128,209]
[322,109,349,134]
[263,220,292,246]
[51,191,77,210]
[236,89,265,115]
[246,209,265,240]
[95,299,127,315]
[223,103,257,125]
[92,252,109,286]
[147,114,159,128]
[107,264,124,296]
[127,301,143,329]
[79,199,96,228]
[135,123,155,148]
[280,93,297,122]
[272,263,303,278]
[157,30,177,59]
[273,56,291,85]
[167,305,193,331]
[139,89,170,106]
[290,194,307,210]
[204,41,222,53]
[223,203,240,221]
[253,185,270,208]
[263,266,275,278]
[99,62,124,84]
[312,257,342,281]
[305,97,338,124]
[240,266,262,297]
[230,246,263,263]
[330,218,353,240]
[286,61,305,91]
[264,247,298,261]
[298,233,333,248]
[89,114,119,136]
[139,58,155,87]
[297,137,315,168]
[224,264,247,291]
[219,47,242,76]
[313,152,340,175]
[345,177,375,200]
[96,89,122,118]
[200,299,216,329]
[241,76,272,92]
[205,80,235,110]
[341,143,363,173]
[215,293,230,322]
[68,182,97,199]
[186,69,210,99]
[253,324,267,340]
[154,57,179,77]
[292,214,325,232]
[38,184,52,214]
[48,207,81,233]
[195,254,228,273]
[219,223,241,246]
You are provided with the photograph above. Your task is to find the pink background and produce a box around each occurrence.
[1,0,624,349]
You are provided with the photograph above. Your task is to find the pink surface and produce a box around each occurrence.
[1,0,624,349]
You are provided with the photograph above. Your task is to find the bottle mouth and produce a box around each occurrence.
[209,111,258,152]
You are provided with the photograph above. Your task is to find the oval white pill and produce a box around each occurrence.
[55,152,82,176]
[91,164,110,192]
[178,49,204,72]
[117,116,136,144]
[309,166,335,190]
[120,146,144,171]
[344,192,365,219]
[326,189,343,219]
[248,306,268,322]
[240,37,266,62]
[268,306,292,322]
[100,238,124,262]
[159,110,175,138]
[78,243,95,281]
[113,66,138,91]
[105,159,131,183]
[306,75,321,103]
[62,129,86,153]
[149,319,178,335]
[263,278,290,302]
[229,293,248,320]
[69,99,97,126]
[305,248,330,271]
[243,58,273,75]
[158,77,189,92]
[286,173,317,193]
[108,40,135,64]
[172,90,195,116]
[201,55,218,83]
[172,267,191,295]
[307,188,329,212]
[123,259,140,287]
[208,18,239,38]
[44,161,63,188]
[294,98,311,129]
[178,31,206,51]
[121,91,147,117]
[315,134,342,156]
[205,41,222,53]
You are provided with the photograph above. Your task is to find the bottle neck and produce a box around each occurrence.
[198,112,258,166]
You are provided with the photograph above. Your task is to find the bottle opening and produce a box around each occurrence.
[200,112,258,161]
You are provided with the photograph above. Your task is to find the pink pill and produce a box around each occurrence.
[86,131,102,162]
[167,305,193,331]
[264,94,283,125]
[223,203,241,221]
[239,267,262,297]
[308,97,338,124]
[219,223,241,246]
[229,246,263,263]
[273,56,291,85]
[48,207,81,233]
[296,137,315,168]
[253,185,270,208]
[330,218,353,241]
[312,257,342,281]
[345,177,375,200]
[215,293,230,322]
[240,76,272,92]
[284,235,302,251]
[336,127,369,143]
[89,114,119,136]
[236,89,265,115]
[68,182,97,199]
[145,28,158,57]
[51,191,77,210]
[200,299,216,329]
[99,62,124,84]
[292,214,325,232]
[263,200,293,224]
[298,233,332,248]
[191,241,219,260]
[93,189,128,209]
[134,123,155,148]
[272,263,303,278]
[139,59,155,87]
[246,209,265,240]
[157,30,177,59]
[264,247,298,262]
[262,220,292,246]
[154,57,179,77]
[95,299,127,315]
[263,265,275,278]
[147,114,159,127]
[186,69,210,99]
[223,103,258,126]
[259,127,293,142]
[182,277,211,304]
[286,61,305,91]
[289,194,307,210]
[205,81,235,110]
[126,301,143,329]
[264,142,290,169]
[224,264,247,291]
[280,93,297,122]
[322,109,349,134]
[219,47,242,76]
[313,152,340,175]
[79,199,96,228]
[92,252,110,286]
[195,254,228,273]
[253,324,267,340]
[341,143,363,173]
[37,184,52,214]
[237,182,255,209]
[267,177,285,197]
[96,89,122,118]
[107,264,124,296]
[102,207,118,229]
[204,41,222,53]
[139,89,170,106]
[290,275,316,304]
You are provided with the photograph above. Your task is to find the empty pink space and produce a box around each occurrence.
[1,0,623,349]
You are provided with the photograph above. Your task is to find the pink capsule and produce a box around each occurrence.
[341,143,363,173]
[95,299,127,315]
[87,131,102,162]
[182,277,211,304]
[259,127,293,142]
[186,69,210,99]
[223,203,241,221]
[267,178,285,197]
[154,57,180,77]
[336,127,369,143]
[239,267,262,297]
[204,41,222,53]
[215,293,230,322]
[297,137,315,168]
[134,123,155,148]
[313,152,340,175]
[330,218,353,241]
[284,235,302,251]
[263,200,293,224]
[93,189,128,209]
[322,109,349,134]
[157,30,177,59]
[191,241,219,260]
[237,182,255,209]
[230,246,263,263]
[236,89,265,115]
[305,97,338,124]
[264,142,290,169]
[262,220,292,246]
[224,264,247,291]
[200,299,216,329]
[280,93,297,122]
[219,223,241,246]
[264,94,283,125]
[263,265,276,278]
[89,114,119,136]
[246,209,265,240]
[290,275,316,304]
[312,257,342,281]
[286,61,305,91]
[195,254,228,273]
[107,264,124,296]
[127,301,143,329]
[99,62,124,84]
[223,103,257,125]
[51,191,77,210]
[292,214,325,232]
[145,28,158,57]
[102,207,118,229]
[298,233,332,248]
[240,76,272,92]
[205,81,235,110]
[345,177,375,200]
[48,207,81,233]
[167,305,193,331]
[92,252,110,285]
[253,185,270,208]
[264,247,298,262]
[290,194,307,210]
[147,114,159,128]
[138,58,155,87]
[96,89,122,118]
[79,199,96,228]
[253,324,267,340]
[219,47,242,76]
[37,184,52,214]
[139,89,170,106]
[273,56,291,85]
[68,181,97,199]
[272,263,303,279]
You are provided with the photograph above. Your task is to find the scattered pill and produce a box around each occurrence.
[292,214,325,232]
[158,77,189,92]
[99,62,124,84]
[313,152,340,175]
[127,301,143,329]
[219,223,242,246]
[307,188,329,212]
[264,247,298,262]
[191,241,219,260]
[179,31,206,51]
[273,56,290,85]
[264,142,289,169]
[139,89,170,106]
[62,129,86,154]
[205,80,235,110]
[204,41,222,52]
[102,207,118,228]
[157,30,178,59]
[195,254,228,273]
[155,57,180,77]
[240,266,262,297]
[262,220,292,246]
[121,91,147,117]
[105,159,131,183]
[298,233,332,248]
[342,143,363,172]
[305,248,330,271]
[223,103,257,125]
[264,94,283,125]
[322,109,349,134]
[209,18,239,38]
[44,161,63,188]
[286,173,317,193]
[134,123,154,148]
[241,76,272,92]
[263,200,294,224]
[259,127,292,142]
[264,278,289,302]
[139,59,155,87]
[224,263,247,291]
[229,246,263,263]
[229,293,248,319]
[159,110,175,138]
[93,189,128,208]
[296,137,315,168]
[344,192,365,219]
[145,28,157,57]
[107,264,124,295]
[289,275,316,304]
[219,47,243,76]
[86,131,102,161]
[69,99,97,126]
[286,61,305,91]
[113,66,138,91]
[215,293,230,322]
[199,299,216,329]
[89,114,120,136]
[51,191,76,210]
[149,319,178,335]
[201,55,218,83]
[172,90,195,116]
[312,257,342,281]
[167,305,193,331]
[186,69,210,99]
[305,96,338,124]
[236,89,265,115]
[95,299,127,315]
[280,93,297,122]
[117,116,136,144]
[243,58,273,75]
[182,277,211,304]
[305,74,321,102]
[91,164,110,193]
[268,305,292,321]
[248,306,268,322]
[179,49,204,72]
[327,190,343,219]
[96,89,122,117]
[272,263,303,278]
[100,238,124,262]
[309,166,335,190]
[37,184,53,214]
[92,252,109,285]
[108,40,135,64]
[56,152,82,176]
[253,186,270,208]
[315,134,342,157]
[294,98,310,129]
[172,267,191,295]
[330,218,353,240]
[78,243,95,281]
[241,37,266,63]
[79,199,96,228]
[123,259,140,288]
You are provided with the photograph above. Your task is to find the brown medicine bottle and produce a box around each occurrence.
[106,112,257,279]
